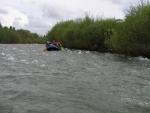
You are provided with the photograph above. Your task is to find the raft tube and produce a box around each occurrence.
[46,45,61,51]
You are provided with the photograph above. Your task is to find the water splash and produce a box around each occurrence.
[8,56,16,61]
[77,50,82,54]
[1,52,5,55]
[32,60,38,64]
[21,59,29,64]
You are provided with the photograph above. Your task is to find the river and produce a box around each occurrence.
[0,44,150,113]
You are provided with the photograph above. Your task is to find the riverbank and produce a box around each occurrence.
[46,1,150,59]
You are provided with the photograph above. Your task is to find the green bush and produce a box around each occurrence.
[109,0,150,57]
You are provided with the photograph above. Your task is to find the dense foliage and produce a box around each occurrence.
[0,24,46,44]
[106,1,150,58]
[46,1,150,58]
[46,16,118,52]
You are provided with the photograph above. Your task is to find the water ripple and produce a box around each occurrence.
[0,44,150,113]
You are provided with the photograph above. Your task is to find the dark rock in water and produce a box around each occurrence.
[144,53,150,59]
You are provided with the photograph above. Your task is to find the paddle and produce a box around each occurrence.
[42,47,46,51]
[61,47,64,51]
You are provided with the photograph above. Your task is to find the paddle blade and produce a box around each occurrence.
[42,47,46,51]
[61,47,64,51]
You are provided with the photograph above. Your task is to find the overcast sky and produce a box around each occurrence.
[0,0,141,36]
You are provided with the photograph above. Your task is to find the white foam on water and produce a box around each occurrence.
[6,54,10,57]
[41,64,46,67]
[32,60,38,64]
[86,51,90,54]
[129,56,150,61]
[125,98,132,102]
[8,56,16,61]
[139,57,149,61]
[1,52,5,55]
[19,50,23,52]
[52,53,56,56]
[77,50,82,54]
[132,70,138,73]
[42,52,49,56]
[138,101,149,106]
[24,62,29,64]
[13,47,17,50]
[21,59,27,62]
[21,51,28,55]
[70,60,75,63]
[67,49,72,54]
[148,81,150,85]
[5,54,17,62]
[21,59,29,64]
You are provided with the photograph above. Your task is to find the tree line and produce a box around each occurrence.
[46,1,150,58]
[0,24,46,44]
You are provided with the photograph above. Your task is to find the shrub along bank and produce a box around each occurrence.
[0,25,46,44]
[46,1,150,58]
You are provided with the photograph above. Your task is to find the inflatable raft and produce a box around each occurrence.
[46,44,61,51]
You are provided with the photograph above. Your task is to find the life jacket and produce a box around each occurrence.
[46,42,52,47]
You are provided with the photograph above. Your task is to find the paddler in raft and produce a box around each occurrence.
[52,40,62,48]
[43,40,63,51]
[46,41,52,48]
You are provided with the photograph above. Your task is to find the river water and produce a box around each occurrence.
[0,44,150,113]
